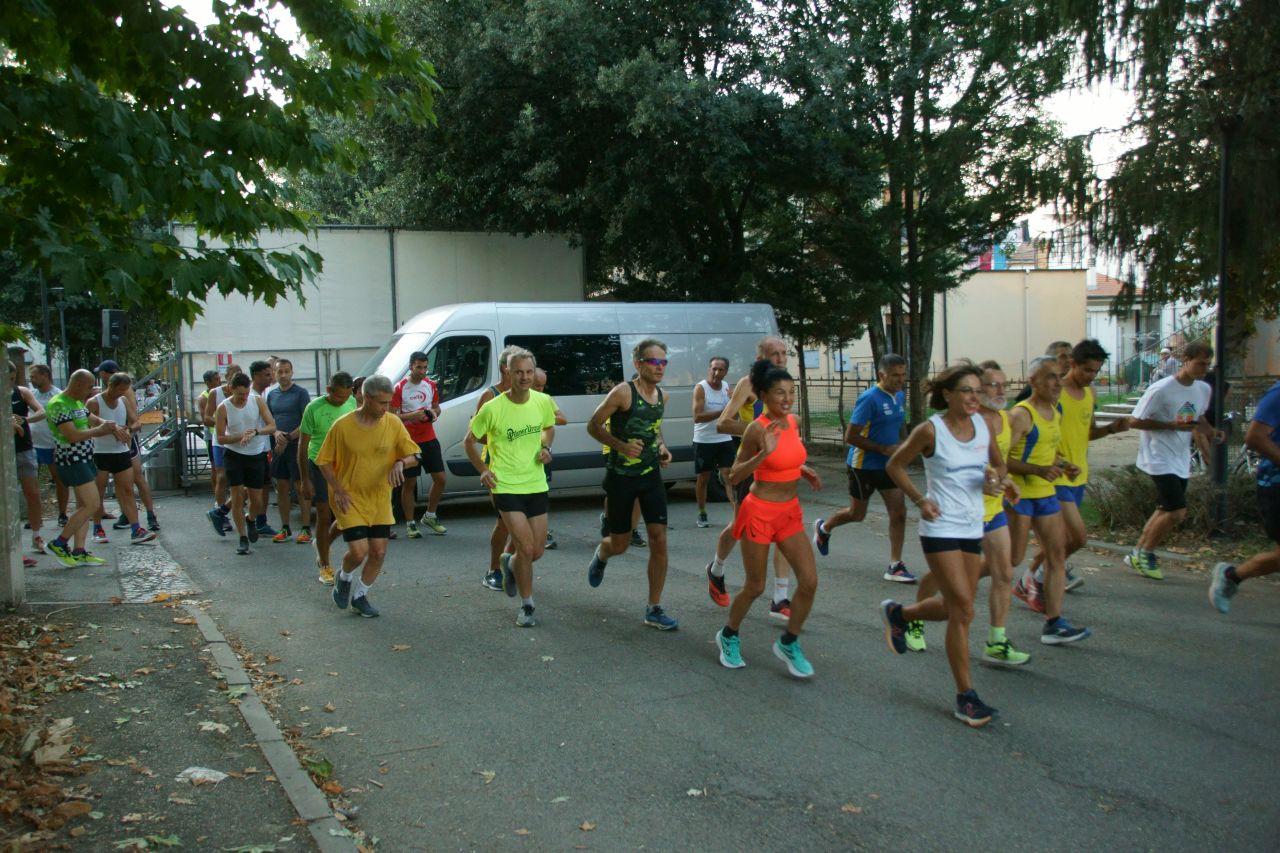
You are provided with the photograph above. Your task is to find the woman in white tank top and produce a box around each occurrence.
[879,362,1017,728]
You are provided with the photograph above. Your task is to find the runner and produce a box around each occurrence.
[813,353,913,582]
[27,364,69,532]
[198,370,223,512]
[1013,341,1072,404]
[586,339,679,631]
[44,369,129,567]
[245,360,278,537]
[1209,377,1280,613]
[693,356,735,529]
[87,373,157,544]
[880,362,1015,726]
[318,375,420,618]
[1015,339,1130,608]
[476,347,517,590]
[715,359,821,677]
[465,348,557,627]
[1006,356,1091,644]
[392,351,447,539]
[10,361,45,566]
[299,372,357,585]
[204,364,241,535]
[707,336,794,618]
[265,358,312,543]
[1127,341,1221,579]
[94,360,160,531]
[533,367,567,551]
[215,373,276,556]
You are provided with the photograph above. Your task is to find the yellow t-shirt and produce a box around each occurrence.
[1010,400,1061,500]
[470,391,557,494]
[984,409,1011,522]
[315,412,420,528]
[1054,385,1095,486]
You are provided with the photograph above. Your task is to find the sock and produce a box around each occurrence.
[721,626,738,639]
[53,537,67,548]
[338,569,354,582]
[72,548,87,556]
[781,631,797,645]
[256,514,268,527]
[423,511,436,519]
[521,596,534,608]
[773,578,789,603]
[353,578,371,600]
[1145,550,1157,560]
[817,519,827,535]
[988,626,1007,644]
[710,556,726,577]
[698,503,706,513]
[132,523,142,534]
[647,603,660,613]
[1045,615,1060,628]
[1225,566,1242,584]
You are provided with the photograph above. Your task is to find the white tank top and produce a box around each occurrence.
[91,393,130,454]
[919,412,989,540]
[693,380,732,444]
[220,395,269,456]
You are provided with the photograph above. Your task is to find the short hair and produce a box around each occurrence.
[362,374,393,397]
[979,359,1003,373]
[709,356,729,369]
[231,373,251,389]
[878,353,906,372]
[633,339,667,361]
[1071,338,1108,365]
[756,336,786,358]
[224,363,242,379]
[274,357,293,370]
[1028,355,1057,377]
[107,372,133,389]
[408,351,429,366]
[1184,341,1214,361]
[506,347,536,369]
[248,360,271,377]
[749,358,792,397]
[30,363,51,378]
[352,375,366,394]
[328,371,354,389]
[202,369,220,384]
[498,345,523,369]
[927,361,983,410]
[1046,340,1072,355]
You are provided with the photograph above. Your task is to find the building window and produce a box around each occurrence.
[505,334,624,397]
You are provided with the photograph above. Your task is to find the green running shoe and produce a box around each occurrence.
[48,541,79,568]
[419,514,447,535]
[905,620,927,652]
[1127,552,1163,580]
[75,551,107,566]
[982,638,1031,667]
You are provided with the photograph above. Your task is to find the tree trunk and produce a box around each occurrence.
[794,332,811,442]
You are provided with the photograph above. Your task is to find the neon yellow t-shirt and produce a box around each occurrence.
[984,409,1011,522]
[470,391,556,494]
[1010,400,1062,500]
[1054,385,1095,486]
[315,412,419,528]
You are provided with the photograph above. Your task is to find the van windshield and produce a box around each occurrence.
[359,333,431,382]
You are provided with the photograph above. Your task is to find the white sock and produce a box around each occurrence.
[774,578,789,603]
[423,511,436,519]
[710,556,726,578]
[521,596,534,609]
[353,578,371,600]
[338,568,354,582]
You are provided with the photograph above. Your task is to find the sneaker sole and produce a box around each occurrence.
[516,616,537,628]
[883,573,917,583]
[1041,629,1092,645]
[643,619,679,631]
[981,653,1030,667]
[768,610,790,622]
[772,643,813,678]
[953,711,994,728]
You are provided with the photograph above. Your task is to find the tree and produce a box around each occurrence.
[0,0,437,338]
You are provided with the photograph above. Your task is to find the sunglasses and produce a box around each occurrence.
[640,358,669,367]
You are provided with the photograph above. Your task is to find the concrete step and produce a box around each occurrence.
[1101,403,1136,414]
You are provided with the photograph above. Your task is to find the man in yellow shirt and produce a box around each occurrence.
[317,374,421,618]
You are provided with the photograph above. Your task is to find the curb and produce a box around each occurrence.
[1085,539,1196,564]
[184,603,356,853]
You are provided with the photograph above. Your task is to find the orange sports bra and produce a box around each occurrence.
[753,414,807,482]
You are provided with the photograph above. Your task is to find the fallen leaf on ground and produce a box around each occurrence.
[841,804,863,814]
[686,788,705,797]
[150,592,172,603]
[168,796,195,805]
[478,770,496,784]
[173,617,196,625]
[322,702,336,713]
[53,801,93,820]
[265,654,282,663]
[279,630,291,637]
[327,672,339,676]
[551,796,569,803]
[134,667,157,675]
[514,828,530,836]
[289,678,304,686]
[199,721,230,734]
[110,596,123,605]
[579,821,596,832]
[175,766,228,785]
[540,656,555,662]
[321,780,344,795]
[121,813,144,823]
[391,644,411,652]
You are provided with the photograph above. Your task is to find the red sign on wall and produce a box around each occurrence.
[215,353,233,367]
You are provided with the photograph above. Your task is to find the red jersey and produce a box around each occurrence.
[391,377,439,443]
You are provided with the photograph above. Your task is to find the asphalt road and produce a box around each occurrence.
[148,470,1278,852]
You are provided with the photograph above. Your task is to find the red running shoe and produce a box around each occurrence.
[706,563,729,607]
[1012,573,1046,614]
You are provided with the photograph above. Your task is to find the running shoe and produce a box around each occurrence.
[236,537,250,556]
[696,512,710,529]
[112,516,132,530]
[905,620,927,653]
[644,605,679,631]
[92,526,109,544]
[880,599,908,655]
[516,604,536,627]
[1040,617,1091,645]
[812,519,831,556]
[1208,562,1238,614]
[317,565,335,586]
[147,512,160,532]
[256,522,278,538]
[1126,551,1163,580]
[100,510,117,520]
[247,523,259,544]
[883,562,917,583]
[1012,573,1045,613]
[74,551,106,566]
[406,521,422,539]
[207,509,228,536]
[130,527,157,545]
[501,553,517,597]
[587,551,607,588]
[388,529,398,540]
[599,512,608,538]
[982,639,1031,667]
[1064,565,1084,592]
[706,563,729,607]
[333,573,352,609]
[631,529,647,548]
[773,638,814,678]
[419,514,447,535]
[22,556,37,569]
[716,629,744,669]
[48,540,78,568]
[544,532,558,550]
[57,513,69,527]
[350,596,380,618]
[954,689,999,728]
[482,570,504,591]
[769,598,791,622]
[296,528,312,545]
[272,527,292,543]
[31,534,46,554]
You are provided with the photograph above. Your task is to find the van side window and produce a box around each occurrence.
[424,335,491,402]
[505,334,623,396]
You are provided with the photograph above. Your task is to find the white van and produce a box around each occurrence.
[358,302,779,498]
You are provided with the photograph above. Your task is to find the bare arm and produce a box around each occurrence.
[728,420,773,485]
[1089,413,1129,440]
[716,377,753,437]
[587,384,641,457]
[693,384,724,424]
[886,422,941,519]
[20,387,43,421]
[464,428,497,490]
[1245,419,1280,467]
[843,420,898,458]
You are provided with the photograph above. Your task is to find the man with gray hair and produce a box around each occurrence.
[814,353,913,583]
[1014,341,1072,404]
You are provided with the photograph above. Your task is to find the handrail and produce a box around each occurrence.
[1109,307,1216,389]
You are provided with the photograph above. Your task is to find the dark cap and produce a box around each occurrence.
[94,359,119,375]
